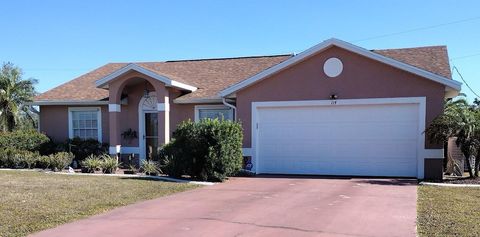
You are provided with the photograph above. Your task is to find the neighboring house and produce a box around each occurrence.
[33,38,461,179]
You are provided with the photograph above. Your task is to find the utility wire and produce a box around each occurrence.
[450,52,480,61]
[453,66,480,99]
[353,16,480,43]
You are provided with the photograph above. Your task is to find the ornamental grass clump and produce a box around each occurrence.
[99,154,120,174]
[81,154,103,173]
[141,160,161,176]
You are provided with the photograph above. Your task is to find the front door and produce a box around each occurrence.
[144,112,159,161]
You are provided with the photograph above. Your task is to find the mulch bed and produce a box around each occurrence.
[443,177,480,184]
[426,174,480,184]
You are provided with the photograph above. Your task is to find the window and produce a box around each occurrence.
[195,105,234,122]
[68,107,102,141]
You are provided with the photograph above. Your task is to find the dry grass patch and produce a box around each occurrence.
[417,185,480,237]
[0,170,198,237]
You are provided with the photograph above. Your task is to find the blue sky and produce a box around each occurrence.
[1,0,479,100]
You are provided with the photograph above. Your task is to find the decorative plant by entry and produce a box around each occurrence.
[121,129,138,143]
[141,160,161,176]
[100,154,120,174]
[81,154,103,173]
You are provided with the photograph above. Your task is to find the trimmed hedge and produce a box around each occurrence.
[0,130,50,152]
[0,148,73,171]
[161,119,243,181]
[0,148,40,169]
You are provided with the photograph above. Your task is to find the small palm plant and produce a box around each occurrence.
[0,62,37,131]
[426,98,480,178]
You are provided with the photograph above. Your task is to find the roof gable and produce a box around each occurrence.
[95,63,197,91]
[219,38,461,97]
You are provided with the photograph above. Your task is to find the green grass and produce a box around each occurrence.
[417,185,480,237]
[0,170,199,237]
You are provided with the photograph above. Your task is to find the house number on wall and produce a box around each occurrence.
[331,101,337,105]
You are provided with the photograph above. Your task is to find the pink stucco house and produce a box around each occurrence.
[33,38,461,179]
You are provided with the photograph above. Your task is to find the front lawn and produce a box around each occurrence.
[417,185,480,236]
[0,170,198,237]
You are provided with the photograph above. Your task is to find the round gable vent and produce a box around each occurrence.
[323,57,343,78]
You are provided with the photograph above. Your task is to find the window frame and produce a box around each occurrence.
[68,107,102,142]
[194,105,234,122]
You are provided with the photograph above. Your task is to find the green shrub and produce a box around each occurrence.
[38,137,62,155]
[0,148,15,168]
[22,152,40,169]
[0,130,50,152]
[57,138,109,161]
[0,148,41,169]
[0,148,23,168]
[0,149,6,167]
[81,154,103,173]
[160,142,189,178]
[36,155,51,169]
[160,119,243,181]
[100,154,120,174]
[14,151,40,169]
[48,152,74,171]
[141,160,161,176]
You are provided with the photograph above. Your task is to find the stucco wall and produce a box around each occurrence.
[117,82,146,147]
[170,101,195,132]
[116,83,193,146]
[38,92,213,146]
[236,46,446,149]
[39,105,109,143]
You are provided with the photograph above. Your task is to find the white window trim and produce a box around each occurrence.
[194,105,234,122]
[68,107,102,142]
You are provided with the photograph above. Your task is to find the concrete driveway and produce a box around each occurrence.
[32,176,417,237]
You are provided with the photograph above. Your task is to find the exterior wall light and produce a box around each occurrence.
[330,94,338,100]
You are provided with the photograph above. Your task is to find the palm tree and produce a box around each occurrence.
[426,98,480,178]
[0,62,37,131]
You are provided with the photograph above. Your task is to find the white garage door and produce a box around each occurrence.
[255,103,419,177]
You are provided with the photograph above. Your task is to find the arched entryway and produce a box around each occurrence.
[105,71,171,165]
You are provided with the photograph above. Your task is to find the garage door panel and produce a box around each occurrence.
[256,103,419,177]
[259,139,417,158]
[260,121,417,140]
[259,156,417,176]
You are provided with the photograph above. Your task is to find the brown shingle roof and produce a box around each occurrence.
[372,45,452,78]
[35,45,452,102]
[35,55,292,102]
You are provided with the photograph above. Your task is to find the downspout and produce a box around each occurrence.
[222,97,237,121]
